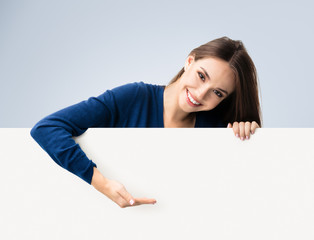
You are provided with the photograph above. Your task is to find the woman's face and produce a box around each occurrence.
[177,55,236,113]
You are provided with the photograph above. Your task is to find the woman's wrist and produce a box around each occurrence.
[91,167,108,191]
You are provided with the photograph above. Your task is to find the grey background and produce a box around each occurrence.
[1,0,313,127]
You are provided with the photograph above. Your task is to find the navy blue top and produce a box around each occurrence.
[30,82,227,184]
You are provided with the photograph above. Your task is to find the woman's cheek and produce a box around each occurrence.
[205,99,220,111]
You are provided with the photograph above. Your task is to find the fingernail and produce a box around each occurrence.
[129,199,134,205]
[246,136,249,139]
[236,133,239,138]
[241,137,244,141]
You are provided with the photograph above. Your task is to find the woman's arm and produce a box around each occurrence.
[30,93,113,184]
[30,83,139,184]
[30,83,157,207]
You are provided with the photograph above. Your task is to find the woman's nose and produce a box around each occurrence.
[196,84,210,100]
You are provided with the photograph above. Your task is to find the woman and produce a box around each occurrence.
[30,36,262,208]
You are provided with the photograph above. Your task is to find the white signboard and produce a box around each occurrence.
[0,129,314,239]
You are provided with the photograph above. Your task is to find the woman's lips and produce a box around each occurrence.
[186,89,201,107]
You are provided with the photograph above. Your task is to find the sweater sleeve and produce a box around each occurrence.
[30,88,118,184]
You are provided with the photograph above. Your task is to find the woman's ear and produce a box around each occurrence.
[184,55,195,71]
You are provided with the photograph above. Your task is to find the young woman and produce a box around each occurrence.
[31,36,262,208]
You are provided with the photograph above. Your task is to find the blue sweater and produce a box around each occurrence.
[30,82,226,184]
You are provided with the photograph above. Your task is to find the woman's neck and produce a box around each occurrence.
[163,81,196,128]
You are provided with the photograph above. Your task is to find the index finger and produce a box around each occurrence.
[133,197,157,206]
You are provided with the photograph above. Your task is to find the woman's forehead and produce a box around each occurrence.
[196,58,233,78]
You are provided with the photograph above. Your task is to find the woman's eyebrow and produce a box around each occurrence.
[218,88,229,96]
[200,67,210,80]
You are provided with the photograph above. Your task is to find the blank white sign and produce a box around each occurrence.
[0,128,314,239]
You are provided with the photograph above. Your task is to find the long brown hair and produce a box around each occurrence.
[169,36,262,126]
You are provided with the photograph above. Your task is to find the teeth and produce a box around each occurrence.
[187,91,200,105]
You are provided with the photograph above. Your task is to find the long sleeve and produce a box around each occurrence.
[30,88,118,184]
[30,82,165,184]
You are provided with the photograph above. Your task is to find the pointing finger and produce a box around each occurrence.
[133,198,157,206]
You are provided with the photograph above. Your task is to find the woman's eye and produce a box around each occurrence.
[198,72,205,81]
[213,90,223,98]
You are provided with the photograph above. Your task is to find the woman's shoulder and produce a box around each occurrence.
[107,81,164,99]
[96,81,164,110]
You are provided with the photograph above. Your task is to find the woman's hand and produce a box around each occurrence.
[227,121,260,140]
[91,167,157,208]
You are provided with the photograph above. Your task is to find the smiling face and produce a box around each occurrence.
[177,55,236,113]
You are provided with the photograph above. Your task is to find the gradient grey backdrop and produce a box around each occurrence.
[1,0,313,127]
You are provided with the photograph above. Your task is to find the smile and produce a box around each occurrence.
[186,89,201,106]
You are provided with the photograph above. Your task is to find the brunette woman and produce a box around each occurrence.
[31,36,262,208]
